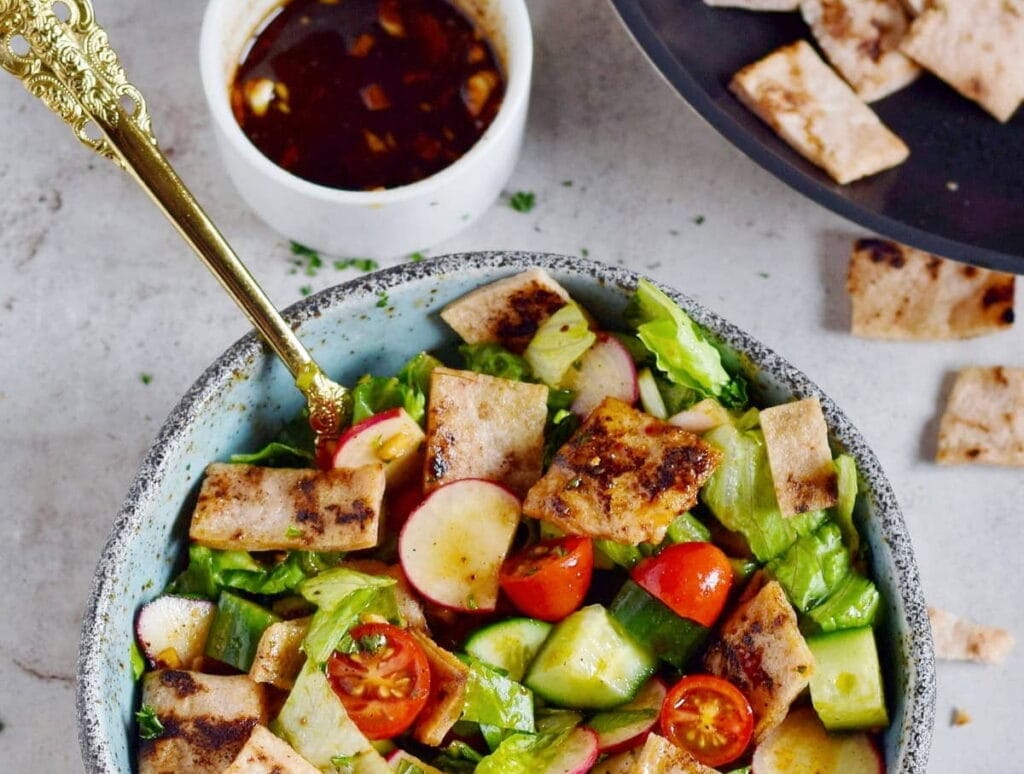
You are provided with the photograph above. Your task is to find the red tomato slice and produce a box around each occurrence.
[660,674,754,768]
[631,542,733,628]
[499,536,594,622]
[326,623,431,740]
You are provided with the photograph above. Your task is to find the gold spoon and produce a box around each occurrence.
[0,0,352,455]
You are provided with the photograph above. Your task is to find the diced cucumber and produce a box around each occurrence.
[807,627,889,730]
[525,604,656,710]
[465,618,553,682]
[204,591,279,671]
[664,513,711,544]
[595,540,644,570]
[609,580,708,669]
[637,368,667,418]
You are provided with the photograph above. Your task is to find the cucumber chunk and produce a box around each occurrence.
[465,618,553,683]
[807,627,889,730]
[525,604,656,710]
[204,591,279,671]
[609,580,708,669]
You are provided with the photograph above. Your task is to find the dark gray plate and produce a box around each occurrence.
[609,0,1024,273]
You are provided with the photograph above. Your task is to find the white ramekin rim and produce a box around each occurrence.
[198,0,533,206]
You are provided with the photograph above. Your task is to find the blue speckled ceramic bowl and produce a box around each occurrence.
[77,253,935,773]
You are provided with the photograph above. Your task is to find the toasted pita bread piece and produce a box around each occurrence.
[760,397,838,516]
[929,606,1015,664]
[730,41,909,184]
[936,367,1024,466]
[632,734,721,773]
[424,367,549,497]
[704,0,799,10]
[524,397,722,545]
[900,0,1024,122]
[221,726,320,774]
[801,0,920,102]
[847,238,1015,340]
[900,0,926,14]
[439,269,571,354]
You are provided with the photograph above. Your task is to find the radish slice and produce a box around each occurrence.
[399,479,520,612]
[542,727,599,774]
[564,334,639,418]
[667,398,731,434]
[587,678,667,754]
[751,707,884,774]
[333,407,425,487]
[135,595,216,669]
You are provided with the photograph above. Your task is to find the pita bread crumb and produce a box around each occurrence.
[760,397,838,516]
[705,0,799,9]
[847,239,1015,340]
[900,0,927,14]
[801,0,920,102]
[936,367,1024,466]
[928,606,1015,665]
[730,41,909,184]
[900,0,1024,122]
[951,708,972,727]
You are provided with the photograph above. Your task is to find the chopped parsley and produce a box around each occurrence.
[285,525,304,539]
[331,755,356,773]
[299,285,313,297]
[508,190,536,213]
[333,257,379,272]
[693,215,706,225]
[376,292,389,308]
[139,373,153,385]
[291,241,323,276]
[357,633,388,653]
[465,594,479,610]
[409,251,426,263]
[130,642,146,681]
[669,229,680,236]
[136,705,164,740]
[561,180,573,187]
[580,248,589,257]
[757,271,770,279]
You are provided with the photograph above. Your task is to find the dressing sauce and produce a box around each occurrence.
[231,0,505,191]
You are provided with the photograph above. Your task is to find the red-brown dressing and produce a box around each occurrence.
[231,0,505,191]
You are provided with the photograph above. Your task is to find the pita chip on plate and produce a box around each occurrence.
[937,367,1024,466]
[900,0,1024,122]
[801,0,920,102]
[928,607,1015,665]
[730,41,909,184]
[760,397,839,516]
[847,238,1015,340]
[705,0,800,9]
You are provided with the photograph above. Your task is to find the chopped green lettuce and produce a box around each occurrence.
[832,454,861,559]
[166,545,312,599]
[460,657,535,733]
[534,708,584,735]
[625,279,746,407]
[351,352,441,424]
[431,741,484,772]
[299,567,396,611]
[303,587,382,665]
[806,573,881,633]
[475,730,574,774]
[523,302,596,387]
[229,410,317,467]
[665,513,711,544]
[701,424,826,561]
[767,523,850,612]
[460,343,533,382]
[129,642,146,681]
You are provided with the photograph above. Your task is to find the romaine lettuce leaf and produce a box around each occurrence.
[806,573,881,633]
[523,302,596,388]
[767,523,850,612]
[229,411,316,467]
[299,567,396,611]
[460,657,535,733]
[475,730,573,774]
[832,454,861,559]
[166,546,313,599]
[351,352,441,424]
[460,343,533,382]
[625,279,747,406]
[701,424,826,561]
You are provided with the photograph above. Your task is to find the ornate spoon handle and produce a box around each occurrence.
[0,0,351,441]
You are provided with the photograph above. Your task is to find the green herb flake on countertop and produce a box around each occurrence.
[693,215,706,225]
[290,241,323,276]
[409,251,426,263]
[139,373,153,385]
[580,248,589,257]
[299,285,312,297]
[561,180,573,187]
[508,190,536,213]
[333,258,379,272]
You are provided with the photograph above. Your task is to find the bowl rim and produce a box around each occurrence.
[198,0,534,205]
[76,252,935,773]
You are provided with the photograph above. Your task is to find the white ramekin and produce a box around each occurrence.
[199,0,532,258]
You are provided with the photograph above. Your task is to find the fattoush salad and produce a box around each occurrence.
[131,270,890,774]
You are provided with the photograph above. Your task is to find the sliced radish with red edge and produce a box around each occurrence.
[564,334,639,418]
[135,595,216,668]
[333,407,425,487]
[587,677,667,754]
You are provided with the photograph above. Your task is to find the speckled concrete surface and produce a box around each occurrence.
[0,0,1019,771]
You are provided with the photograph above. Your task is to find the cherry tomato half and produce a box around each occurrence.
[660,674,754,768]
[499,536,594,622]
[326,623,431,740]
[631,542,733,628]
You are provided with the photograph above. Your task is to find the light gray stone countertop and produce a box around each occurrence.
[0,0,1020,771]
